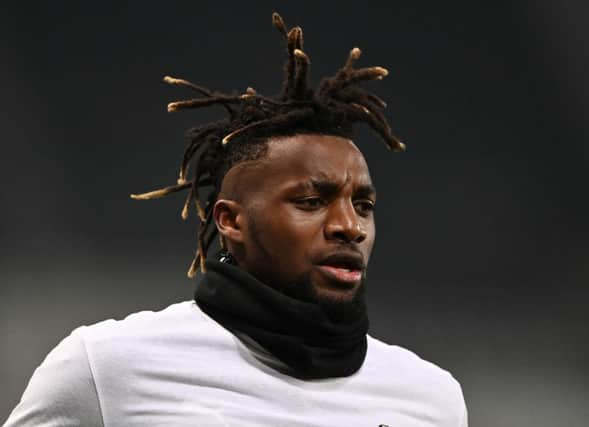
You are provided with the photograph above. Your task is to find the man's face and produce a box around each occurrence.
[218,134,376,307]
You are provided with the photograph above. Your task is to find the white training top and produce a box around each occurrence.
[4,301,467,427]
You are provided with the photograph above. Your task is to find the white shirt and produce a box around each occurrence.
[4,301,467,426]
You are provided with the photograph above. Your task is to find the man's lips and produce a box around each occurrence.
[316,265,362,285]
[315,252,365,286]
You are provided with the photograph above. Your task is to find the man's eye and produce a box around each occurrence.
[355,200,375,215]
[295,197,325,209]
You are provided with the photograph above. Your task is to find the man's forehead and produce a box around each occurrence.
[259,135,372,189]
[264,134,370,173]
[266,133,361,155]
[220,134,373,198]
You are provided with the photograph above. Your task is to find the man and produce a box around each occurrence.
[4,13,467,427]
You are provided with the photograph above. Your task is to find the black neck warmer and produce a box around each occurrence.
[194,260,369,379]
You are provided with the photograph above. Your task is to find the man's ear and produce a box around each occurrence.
[213,199,245,243]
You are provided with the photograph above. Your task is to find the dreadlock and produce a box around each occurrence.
[131,12,405,278]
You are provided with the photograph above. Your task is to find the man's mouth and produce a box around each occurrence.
[315,252,365,286]
[316,265,363,285]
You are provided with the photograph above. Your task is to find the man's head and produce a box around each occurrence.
[213,133,375,308]
[131,12,403,290]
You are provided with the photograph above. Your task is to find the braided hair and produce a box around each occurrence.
[131,12,405,278]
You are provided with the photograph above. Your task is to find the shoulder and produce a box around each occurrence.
[367,335,460,383]
[76,301,200,338]
[75,300,224,369]
[4,327,103,426]
[78,300,203,339]
[4,301,224,426]
[366,335,468,426]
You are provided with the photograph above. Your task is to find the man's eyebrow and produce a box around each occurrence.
[310,179,340,195]
[294,179,376,198]
[288,180,338,196]
[355,183,377,199]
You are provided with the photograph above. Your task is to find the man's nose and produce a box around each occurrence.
[324,200,367,243]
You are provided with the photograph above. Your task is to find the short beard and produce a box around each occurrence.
[278,273,367,323]
[246,214,367,323]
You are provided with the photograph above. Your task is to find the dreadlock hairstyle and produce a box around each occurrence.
[130,12,405,278]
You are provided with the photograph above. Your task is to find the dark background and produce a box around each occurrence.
[1,1,588,425]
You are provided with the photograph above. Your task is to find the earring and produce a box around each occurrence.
[218,250,237,265]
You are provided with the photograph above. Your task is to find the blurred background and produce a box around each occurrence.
[1,1,588,425]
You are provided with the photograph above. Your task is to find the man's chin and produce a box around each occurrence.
[280,273,367,323]
[312,284,360,305]
[312,284,366,322]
